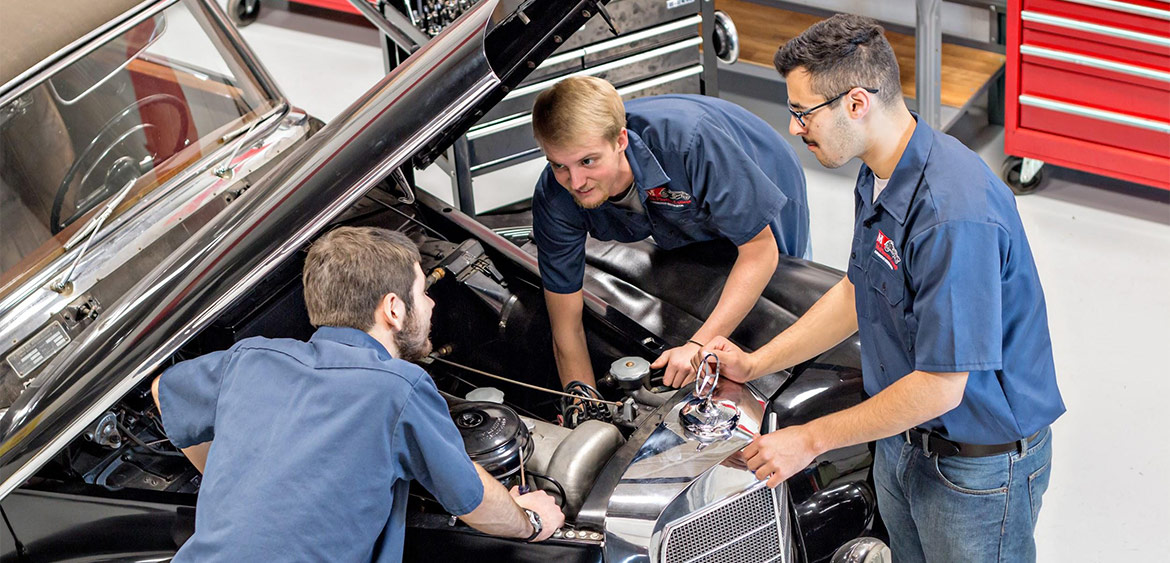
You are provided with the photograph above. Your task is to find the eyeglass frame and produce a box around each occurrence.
[788,87,879,128]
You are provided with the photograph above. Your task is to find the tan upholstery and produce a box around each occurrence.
[0,0,152,89]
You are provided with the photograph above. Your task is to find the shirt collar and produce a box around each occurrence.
[867,112,933,225]
[310,326,393,361]
[624,129,671,194]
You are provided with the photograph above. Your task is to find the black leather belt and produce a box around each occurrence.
[903,427,1044,458]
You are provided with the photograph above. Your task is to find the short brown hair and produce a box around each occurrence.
[774,14,902,106]
[531,75,626,147]
[302,226,421,331]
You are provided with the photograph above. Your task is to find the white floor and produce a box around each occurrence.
[230,3,1170,560]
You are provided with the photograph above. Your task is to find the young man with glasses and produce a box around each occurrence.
[700,14,1064,562]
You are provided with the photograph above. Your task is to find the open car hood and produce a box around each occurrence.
[0,0,607,498]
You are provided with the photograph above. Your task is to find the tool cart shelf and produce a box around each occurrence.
[716,0,1008,132]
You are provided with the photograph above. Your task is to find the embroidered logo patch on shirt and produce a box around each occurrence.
[645,186,693,207]
[873,230,901,270]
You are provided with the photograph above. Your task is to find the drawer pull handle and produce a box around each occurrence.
[1021,44,1170,83]
[1019,94,1170,133]
[1060,0,1170,21]
[538,15,703,69]
[505,36,703,99]
[1022,11,1170,48]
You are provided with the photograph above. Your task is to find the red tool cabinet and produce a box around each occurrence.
[1005,0,1170,192]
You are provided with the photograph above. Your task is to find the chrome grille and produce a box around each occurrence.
[660,484,790,563]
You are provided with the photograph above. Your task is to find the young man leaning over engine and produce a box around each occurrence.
[702,15,1064,562]
[530,76,811,390]
[151,226,564,562]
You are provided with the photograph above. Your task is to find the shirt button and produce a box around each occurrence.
[881,281,887,291]
[851,252,856,260]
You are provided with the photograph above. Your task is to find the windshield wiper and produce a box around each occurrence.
[50,175,139,294]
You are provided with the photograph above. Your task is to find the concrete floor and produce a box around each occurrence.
[227,2,1170,560]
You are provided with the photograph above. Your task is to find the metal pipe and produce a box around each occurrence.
[915,0,942,128]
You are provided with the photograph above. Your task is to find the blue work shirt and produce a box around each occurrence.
[533,94,810,294]
[847,115,1065,445]
[157,326,483,562]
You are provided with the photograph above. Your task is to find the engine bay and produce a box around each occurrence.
[29,194,682,533]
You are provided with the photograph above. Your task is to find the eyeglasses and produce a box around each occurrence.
[788,87,879,128]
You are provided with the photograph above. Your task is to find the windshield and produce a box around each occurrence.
[0,0,278,291]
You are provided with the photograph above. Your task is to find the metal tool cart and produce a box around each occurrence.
[377,0,739,216]
[1003,0,1170,193]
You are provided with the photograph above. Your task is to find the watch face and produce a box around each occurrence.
[525,508,542,540]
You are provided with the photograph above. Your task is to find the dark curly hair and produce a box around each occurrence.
[774,14,902,106]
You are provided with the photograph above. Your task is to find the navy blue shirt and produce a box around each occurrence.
[533,94,810,294]
[847,115,1065,444]
[157,327,483,562]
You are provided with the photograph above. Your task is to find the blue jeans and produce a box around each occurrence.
[874,427,1053,562]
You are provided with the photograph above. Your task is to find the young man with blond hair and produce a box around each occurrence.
[530,76,810,389]
[701,15,1064,562]
[151,227,564,562]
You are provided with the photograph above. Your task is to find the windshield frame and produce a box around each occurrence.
[0,0,291,348]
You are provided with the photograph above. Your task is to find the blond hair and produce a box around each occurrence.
[303,227,421,331]
[531,76,626,148]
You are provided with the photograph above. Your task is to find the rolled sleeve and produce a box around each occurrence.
[684,117,787,247]
[395,375,484,516]
[532,173,588,294]
[156,349,232,448]
[907,221,1007,372]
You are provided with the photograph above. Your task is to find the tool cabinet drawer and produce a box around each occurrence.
[1023,0,1170,40]
[1018,95,1170,157]
[1019,47,1170,121]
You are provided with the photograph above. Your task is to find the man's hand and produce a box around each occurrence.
[742,425,820,488]
[510,487,565,542]
[654,341,702,387]
[693,337,757,383]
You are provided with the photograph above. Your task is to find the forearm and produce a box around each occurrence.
[805,370,968,453]
[749,276,858,378]
[545,290,596,388]
[458,464,532,538]
[692,245,777,344]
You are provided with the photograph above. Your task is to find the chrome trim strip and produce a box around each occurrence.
[1060,0,1170,21]
[506,37,702,98]
[1021,44,1170,82]
[1020,94,1170,133]
[1021,11,1170,48]
[0,0,177,109]
[538,15,702,68]
[467,65,703,140]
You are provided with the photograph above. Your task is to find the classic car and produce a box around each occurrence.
[0,0,889,561]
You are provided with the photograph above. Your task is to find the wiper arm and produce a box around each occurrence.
[50,175,139,294]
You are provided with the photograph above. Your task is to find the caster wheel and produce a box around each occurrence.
[1001,156,1045,195]
[712,11,740,65]
[229,0,261,27]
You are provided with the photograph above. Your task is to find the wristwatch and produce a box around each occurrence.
[522,508,543,542]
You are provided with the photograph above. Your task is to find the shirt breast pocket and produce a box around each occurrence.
[869,264,905,307]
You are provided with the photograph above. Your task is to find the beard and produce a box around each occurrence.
[807,112,858,169]
[571,186,606,210]
[394,306,432,363]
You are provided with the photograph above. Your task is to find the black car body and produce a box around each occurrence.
[0,1,883,561]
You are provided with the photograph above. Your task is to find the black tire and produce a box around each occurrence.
[229,0,261,27]
[1001,156,1045,195]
